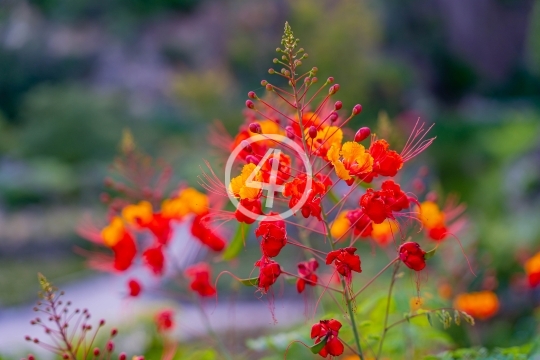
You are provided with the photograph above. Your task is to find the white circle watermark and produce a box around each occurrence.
[224,134,312,222]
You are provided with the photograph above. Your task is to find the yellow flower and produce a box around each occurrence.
[229,163,262,200]
[330,211,350,239]
[162,188,209,219]
[122,201,153,226]
[410,296,424,311]
[307,126,343,158]
[371,221,398,246]
[328,141,373,183]
[250,119,282,136]
[417,201,445,229]
[101,217,125,247]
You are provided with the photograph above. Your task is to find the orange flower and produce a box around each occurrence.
[100,217,137,272]
[229,163,262,200]
[454,291,499,320]
[161,187,209,219]
[525,251,540,287]
[328,142,373,185]
[330,211,351,239]
[410,297,424,311]
[307,125,343,160]
[371,221,398,246]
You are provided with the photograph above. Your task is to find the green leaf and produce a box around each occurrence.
[310,338,327,354]
[222,223,251,260]
[424,247,437,260]
[239,277,259,286]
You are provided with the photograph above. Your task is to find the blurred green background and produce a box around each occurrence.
[0,0,539,356]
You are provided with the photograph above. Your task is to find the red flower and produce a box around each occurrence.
[310,319,344,358]
[143,245,165,275]
[296,259,319,293]
[111,231,137,272]
[325,247,362,282]
[260,152,291,185]
[360,180,410,224]
[255,214,287,257]
[255,256,281,293]
[185,262,217,297]
[283,174,332,220]
[428,226,448,241]
[235,198,263,224]
[345,209,373,237]
[399,242,426,271]
[364,139,404,182]
[146,213,172,245]
[128,279,142,297]
[191,212,226,252]
[155,309,174,332]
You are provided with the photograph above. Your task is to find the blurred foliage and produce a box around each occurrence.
[15,84,130,164]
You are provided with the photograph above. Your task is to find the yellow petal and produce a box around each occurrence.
[229,163,262,200]
[122,201,153,226]
[417,201,445,229]
[340,141,366,162]
[101,217,125,247]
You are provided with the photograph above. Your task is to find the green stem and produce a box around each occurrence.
[195,299,234,360]
[321,212,364,360]
[376,262,400,360]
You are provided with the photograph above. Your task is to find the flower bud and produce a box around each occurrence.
[247,91,257,99]
[265,84,273,91]
[99,319,105,326]
[334,101,342,110]
[329,84,340,95]
[311,77,318,83]
[308,126,317,139]
[27,355,35,360]
[285,126,295,140]
[327,77,334,83]
[93,348,100,356]
[354,127,370,142]
[273,58,278,63]
[268,68,275,74]
[261,80,268,86]
[119,353,127,360]
[62,354,69,359]
[246,155,259,165]
[312,67,318,73]
[352,104,362,115]
[106,340,114,352]
[249,122,262,134]
[329,112,338,122]
[111,328,118,337]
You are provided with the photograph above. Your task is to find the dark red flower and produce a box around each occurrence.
[283,174,332,220]
[255,214,287,257]
[143,245,165,275]
[235,198,263,224]
[399,242,426,271]
[360,180,410,224]
[191,212,226,252]
[128,279,141,297]
[296,258,319,293]
[364,139,404,182]
[155,309,174,332]
[310,319,344,358]
[255,256,281,293]
[345,209,373,237]
[111,231,137,272]
[185,262,217,297]
[325,247,361,282]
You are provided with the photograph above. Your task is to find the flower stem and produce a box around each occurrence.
[376,262,400,360]
[352,258,398,300]
[321,211,364,360]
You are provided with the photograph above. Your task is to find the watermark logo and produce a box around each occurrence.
[224,134,312,221]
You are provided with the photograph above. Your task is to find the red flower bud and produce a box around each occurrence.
[249,122,262,134]
[245,155,259,165]
[327,76,334,83]
[354,127,370,142]
[245,100,255,109]
[399,242,426,271]
[119,354,127,360]
[128,279,141,297]
[352,104,362,115]
[334,101,342,110]
[329,84,340,95]
[329,112,338,122]
[285,126,295,140]
[308,126,318,139]
[93,348,100,356]
[247,91,257,99]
